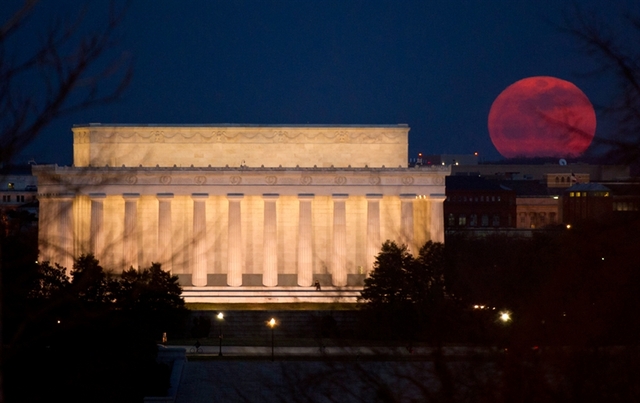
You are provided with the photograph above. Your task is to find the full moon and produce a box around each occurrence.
[488,76,596,159]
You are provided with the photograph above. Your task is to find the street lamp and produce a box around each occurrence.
[217,312,224,356]
[499,311,511,323]
[268,318,277,361]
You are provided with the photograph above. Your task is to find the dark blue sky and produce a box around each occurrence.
[7,0,636,165]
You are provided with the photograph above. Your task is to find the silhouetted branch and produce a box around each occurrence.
[0,1,132,164]
[559,4,640,163]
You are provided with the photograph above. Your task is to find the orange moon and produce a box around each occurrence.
[488,76,596,159]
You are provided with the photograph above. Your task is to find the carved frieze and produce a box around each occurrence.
[83,126,408,144]
[126,174,138,185]
[265,176,277,185]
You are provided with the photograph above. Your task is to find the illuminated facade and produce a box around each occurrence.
[34,124,449,303]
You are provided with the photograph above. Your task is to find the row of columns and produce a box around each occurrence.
[44,192,446,287]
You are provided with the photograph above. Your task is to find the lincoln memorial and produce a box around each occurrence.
[33,124,449,303]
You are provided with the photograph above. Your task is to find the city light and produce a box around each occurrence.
[499,311,511,322]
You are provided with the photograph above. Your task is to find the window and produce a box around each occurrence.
[458,215,466,226]
[492,214,500,227]
[481,214,489,227]
[1,195,9,202]
[17,195,24,203]
[470,214,477,226]
[520,213,526,224]
[448,214,455,226]
[549,212,556,223]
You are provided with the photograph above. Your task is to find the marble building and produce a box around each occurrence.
[34,124,449,303]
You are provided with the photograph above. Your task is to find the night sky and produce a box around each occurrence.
[6,0,637,165]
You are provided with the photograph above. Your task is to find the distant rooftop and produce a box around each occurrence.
[73,123,409,128]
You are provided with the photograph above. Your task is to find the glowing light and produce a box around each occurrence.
[566,224,571,229]
[268,318,276,328]
[499,312,511,322]
[217,312,224,320]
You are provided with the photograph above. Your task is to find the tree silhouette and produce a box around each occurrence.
[560,4,640,164]
[360,240,454,342]
[1,3,132,400]
[0,0,132,164]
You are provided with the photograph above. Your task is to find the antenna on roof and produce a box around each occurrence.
[559,159,567,166]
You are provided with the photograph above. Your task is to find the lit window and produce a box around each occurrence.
[570,192,574,197]
[448,214,455,226]
[458,215,466,226]
[7,183,14,190]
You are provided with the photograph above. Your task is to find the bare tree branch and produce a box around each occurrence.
[558,4,640,164]
[0,0,132,164]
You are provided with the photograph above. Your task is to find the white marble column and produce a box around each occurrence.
[366,194,383,273]
[37,196,54,263]
[400,194,416,251]
[262,194,279,287]
[123,193,140,270]
[332,194,348,287]
[89,193,106,264]
[57,194,75,274]
[157,193,174,272]
[297,194,314,286]
[192,193,209,286]
[429,193,446,243]
[227,193,244,287]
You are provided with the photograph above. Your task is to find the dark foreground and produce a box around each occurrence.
[171,346,640,403]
